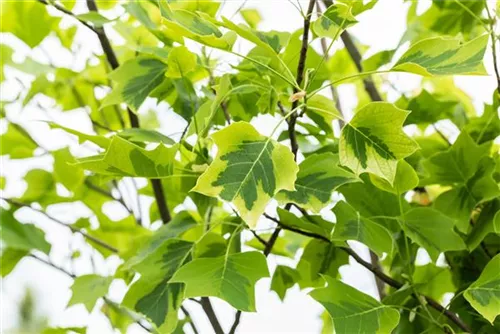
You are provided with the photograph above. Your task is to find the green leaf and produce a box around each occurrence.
[0,123,38,159]
[68,275,112,312]
[158,2,235,50]
[431,152,500,232]
[297,240,348,288]
[332,201,394,257]
[170,251,269,311]
[240,9,262,29]
[277,153,358,212]
[117,128,174,145]
[0,209,51,254]
[76,12,113,27]
[76,136,180,178]
[338,176,405,232]
[271,265,299,301]
[103,57,168,112]
[1,1,59,48]
[310,276,400,334]
[423,131,491,185]
[413,264,454,301]
[166,46,197,78]
[467,200,500,251]
[53,148,85,192]
[48,122,110,149]
[393,35,488,76]
[312,3,358,39]
[123,238,193,333]
[277,208,334,240]
[400,208,466,261]
[337,0,378,16]
[0,248,27,277]
[464,102,500,144]
[369,160,419,195]
[403,89,460,126]
[305,95,342,134]
[464,253,500,323]
[192,122,298,227]
[340,102,419,184]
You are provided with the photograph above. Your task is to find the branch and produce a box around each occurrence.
[36,0,97,33]
[4,198,119,253]
[200,297,224,334]
[181,306,199,334]
[85,0,171,226]
[265,214,472,333]
[229,3,319,333]
[485,3,500,94]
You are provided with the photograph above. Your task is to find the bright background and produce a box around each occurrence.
[1,0,498,333]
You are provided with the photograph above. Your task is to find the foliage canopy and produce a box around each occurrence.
[1,0,500,333]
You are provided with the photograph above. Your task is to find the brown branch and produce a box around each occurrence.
[36,0,97,33]
[181,306,199,334]
[4,198,119,253]
[485,4,500,94]
[229,3,318,333]
[85,0,171,226]
[200,297,224,334]
[265,214,472,333]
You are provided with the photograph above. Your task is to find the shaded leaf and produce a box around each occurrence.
[401,208,466,261]
[277,153,358,212]
[464,253,500,323]
[310,276,400,334]
[332,201,394,256]
[271,265,299,301]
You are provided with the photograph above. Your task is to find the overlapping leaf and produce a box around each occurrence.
[464,253,500,323]
[400,208,466,261]
[103,57,168,112]
[75,136,180,178]
[310,276,400,333]
[277,153,358,212]
[312,3,358,39]
[332,201,393,256]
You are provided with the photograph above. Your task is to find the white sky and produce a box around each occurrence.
[1,0,498,333]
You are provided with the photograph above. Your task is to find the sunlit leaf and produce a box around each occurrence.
[170,251,269,311]
[393,35,488,76]
[68,275,112,312]
[339,102,419,184]
[192,122,298,227]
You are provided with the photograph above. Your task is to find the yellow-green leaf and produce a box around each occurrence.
[192,122,298,227]
[464,253,500,323]
[393,35,488,76]
[339,102,419,184]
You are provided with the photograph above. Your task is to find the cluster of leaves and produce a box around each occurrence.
[1,0,500,333]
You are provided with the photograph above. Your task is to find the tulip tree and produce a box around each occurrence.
[1,0,500,333]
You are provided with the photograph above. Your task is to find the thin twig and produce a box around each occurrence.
[85,0,171,226]
[36,0,97,33]
[3,198,119,253]
[181,306,199,334]
[265,214,472,333]
[485,3,500,94]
